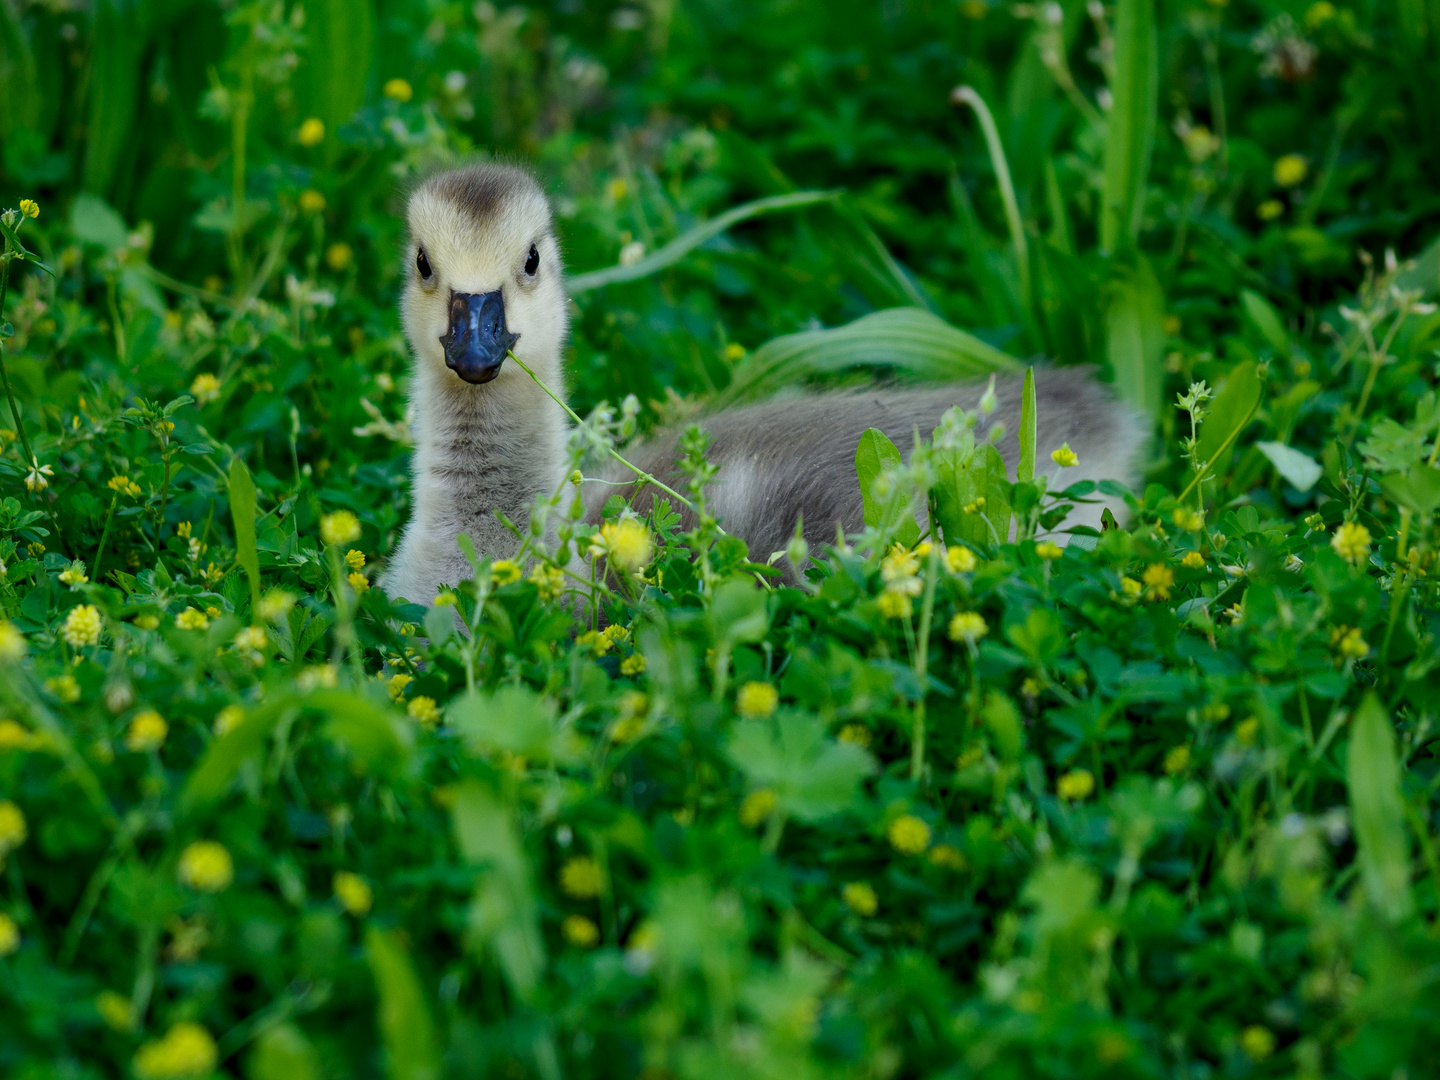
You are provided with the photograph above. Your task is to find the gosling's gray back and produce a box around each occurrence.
[601,367,1144,562]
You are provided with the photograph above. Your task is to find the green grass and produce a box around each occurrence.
[3,1,1440,1077]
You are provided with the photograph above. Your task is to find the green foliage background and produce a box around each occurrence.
[2,0,1440,1077]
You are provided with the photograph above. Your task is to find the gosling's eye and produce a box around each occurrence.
[416,247,432,280]
[524,244,539,276]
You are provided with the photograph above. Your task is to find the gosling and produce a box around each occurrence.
[383,163,1146,604]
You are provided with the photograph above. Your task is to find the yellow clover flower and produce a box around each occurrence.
[1142,563,1175,600]
[1239,1025,1276,1061]
[407,696,441,727]
[345,549,366,570]
[213,705,244,737]
[383,77,414,101]
[1051,443,1079,467]
[0,800,28,856]
[325,242,353,271]
[297,117,325,146]
[1035,541,1063,561]
[0,912,18,957]
[298,189,327,213]
[19,198,39,219]
[739,788,777,827]
[490,559,522,585]
[189,373,221,405]
[1273,154,1307,188]
[1057,768,1096,800]
[948,611,988,645]
[560,856,603,898]
[1331,521,1370,564]
[1164,745,1192,774]
[133,1021,217,1080]
[175,608,209,631]
[320,510,361,546]
[62,604,103,647]
[589,518,652,571]
[736,681,778,718]
[0,621,26,661]
[888,814,931,855]
[842,882,878,916]
[945,545,977,572]
[178,840,233,892]
[563,914,600,947]
[125,710,168,753]
[334,871,373,916]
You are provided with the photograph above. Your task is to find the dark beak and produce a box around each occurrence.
[440,290,520,384]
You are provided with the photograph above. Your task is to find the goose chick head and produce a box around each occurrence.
[402,163,568,398]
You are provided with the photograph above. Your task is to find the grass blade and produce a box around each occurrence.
[1018,366,1037,483]
[716,308,1018,409]
[567,190,842,294]
[229,455,261,615]
[950,86,1031,326]
[366,926,442,1080]
[1101,0,1158,251]
[1347,694,1414,923]
[1105,250,1165,417]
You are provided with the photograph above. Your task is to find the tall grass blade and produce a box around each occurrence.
[1347,694,1414,923]
[1018,366,1037,483]
[84,1,144,194]
[950,86,1031,326]
[228,455,261,615]
[297,0,376,137]
[567,190,842,294]
[716,308,1019,409]
[365,926,442,1080]
[1105,250,1165,417]
[1101,0,1157,251]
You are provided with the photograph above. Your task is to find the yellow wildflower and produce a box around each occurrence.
[234,625,267,652]
[888,814,931,855]
[560,856,603,899]
[178,841,233,892]
[1121,576,1142,599]
[1057,769,1096,800]
[126,710,168,752]
[1331,521,1370,564]
[877,590,912,619]
[739,788,777,827]
[736,681,778,718]
[258,590,296,622]
[348,571,370,593]
[529,563,565,601]
[620,654,646,676]
[1142,563,1175,600]
[133,1021,217,1079]
[95,990,134,1031]
[23,458,52,491]
[1306,1,1336,27]
[1035,541,1063,561]
[563,913,600,947]
[45,674,80,703]
[1257,199,1285,221]
[189,373,221,405]
[133,613,160,630]
[842,882,878,916]
[345,549,366,570]
[1172,508,1204,531]
[0,800,27,856]
[62,604,103,647]
[945,545,977,572]
[0,912,18,956]
[948,611,988,645]
[321,510,361,546]
[175,608,209,631]
[724,341,746,361]
[387,673,413,702]
[297,117,325,146]
[611,714,646,742]
[407,696,440,727]
[298,189,326,213]
[383,77,414,101]
[58,562,89,587]
[334,871,373,916]
[0,720,33,751]
[1330,625,1369,660]
[589,518,652,571]
[325,242,353,271]
[1273,154,1308,188]
[490,559,522,585]
[1239,1025,1276,1061]
[1181,551,1205,569]
[213,705,244,737]
[1164,745,1191,775]
[1236,717,1261,745]
[838,723,872,747]
[0,622,26,661]
[929,844,967,870]
[1051,444,1079,467]
[19,198,39,219]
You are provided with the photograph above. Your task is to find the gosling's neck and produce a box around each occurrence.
[403,357,571,582]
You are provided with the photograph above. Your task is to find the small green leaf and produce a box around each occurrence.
[1240,289,1290,355]
[1195,361,1263,491]
[247,1024,322,1080]
[727,712,875,822]
[1255,441,1322,492]
[229,456,261,614]
[856,427,902,530]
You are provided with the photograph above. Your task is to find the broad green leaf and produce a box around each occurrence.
[1195,361,1262,490]
[1379,465,1440,515]
[856,427,901,528]
[450,781,546,1000]
[180,696,294,814]
[296,0,375,135]
[307,690,412,777]
[726,712,875,823]
[709,576,771,646]
[935,443,1012,548]
[69,193,128,249]
[1255,441,1322,492]
[717,308,1018,409]
[423,604,455,646]
[247,1024,322,1080]
[1100,0,1157,250]
[1005,607,1065,666]
[1240,289,1290,355]
[1346,694,1413,923]
[229,456,261,614]
[1018,367,1037,483]
[448,685,573,764]
[1105,249,1165,418]
[365,926,441,1080]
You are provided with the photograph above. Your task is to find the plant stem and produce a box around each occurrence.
[92,495,118,585]
[911,526,941,783]
[0,259,35,468]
